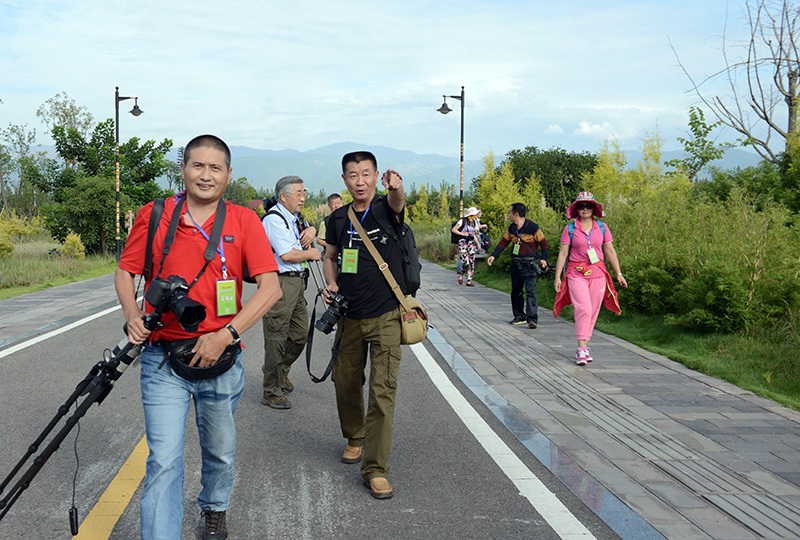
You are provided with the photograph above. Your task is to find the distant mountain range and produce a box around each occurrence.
[200,142,486,195]
[29,141,763,195]
[207,143,763,195]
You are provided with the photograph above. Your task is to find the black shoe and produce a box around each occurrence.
[509,318,526,325]
[201,510,228,540]
[528,322,538,329]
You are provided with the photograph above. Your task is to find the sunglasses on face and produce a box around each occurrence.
[576,203,594,210]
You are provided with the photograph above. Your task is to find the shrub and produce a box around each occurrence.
[666,263,753,333]
[0,233,14,257]
[61,231,86,259]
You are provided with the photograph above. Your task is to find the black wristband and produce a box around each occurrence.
[224,323,241,344]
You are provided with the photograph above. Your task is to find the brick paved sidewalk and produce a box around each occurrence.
[419,260,800,540]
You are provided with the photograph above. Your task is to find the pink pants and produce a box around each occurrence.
[567,274,607,341]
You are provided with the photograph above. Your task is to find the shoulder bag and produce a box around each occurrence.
[347,207,428,344]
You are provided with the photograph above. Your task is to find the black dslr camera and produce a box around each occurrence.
[315,292,348,334]
[145,275,206,332]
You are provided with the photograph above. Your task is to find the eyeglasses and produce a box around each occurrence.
[576,203,594,211]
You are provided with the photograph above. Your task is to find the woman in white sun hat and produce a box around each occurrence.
[451,206,482,286]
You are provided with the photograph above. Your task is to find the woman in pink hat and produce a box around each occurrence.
[553,192,628,365]
[451,207,482,286]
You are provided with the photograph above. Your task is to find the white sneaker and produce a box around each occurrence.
[576,347,590,366]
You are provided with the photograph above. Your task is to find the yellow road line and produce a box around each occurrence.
[74,436,148,539]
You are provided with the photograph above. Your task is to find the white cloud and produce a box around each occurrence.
[573,121,617,139]
[0,0,754,158]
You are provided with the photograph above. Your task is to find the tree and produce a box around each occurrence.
[50,118,173,208]
[0,143,11,218]
[44,175,119,254]
[665,107,732,180]
[36,92,94,139]
[224,177,258,206]
[475,153,521,233]
[437,181,452,219]
[410,183,430,223]
[500,146,597,213]
[0,123,44,218]
[674,0,800,164]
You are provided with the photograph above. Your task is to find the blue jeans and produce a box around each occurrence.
[511,257,539,324]
[139,342,244,540]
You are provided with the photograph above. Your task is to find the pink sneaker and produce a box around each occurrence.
[576,347,591,366]
[584,347,593,362]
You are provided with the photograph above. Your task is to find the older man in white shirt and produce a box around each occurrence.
[261,176,321,409]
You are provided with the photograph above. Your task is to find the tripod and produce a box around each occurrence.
[0,311,162,531]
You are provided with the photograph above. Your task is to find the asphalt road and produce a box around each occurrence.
[0,281,618,539]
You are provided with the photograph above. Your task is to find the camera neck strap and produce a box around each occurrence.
[347,206,411,312]
[155,197,227,291]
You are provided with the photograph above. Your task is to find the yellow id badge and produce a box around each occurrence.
[587,247,600,264]
[512,243,521,255]
[342,248,359,274]
[217,279,237,316]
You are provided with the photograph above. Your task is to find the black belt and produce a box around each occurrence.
[279,270,309,278]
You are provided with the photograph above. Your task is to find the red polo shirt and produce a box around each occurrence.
[119,196,278,341]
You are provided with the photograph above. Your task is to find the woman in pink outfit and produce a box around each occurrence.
[553,192,628,366]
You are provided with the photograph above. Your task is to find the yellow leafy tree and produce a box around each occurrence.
[521,171,560,240]
[438,188,449,220]
[411,183,430,223]
[582,139,629,205]
[476,152,521,232]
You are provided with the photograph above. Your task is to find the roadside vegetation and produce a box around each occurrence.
[0,215,115,299]
[3,6,799,410]
[408,124,800,411]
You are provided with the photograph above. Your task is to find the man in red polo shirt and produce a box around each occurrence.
[115,134,282,540]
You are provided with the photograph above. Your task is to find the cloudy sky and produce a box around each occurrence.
[0,0,756,160]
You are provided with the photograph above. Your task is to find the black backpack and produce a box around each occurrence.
[450,217,468,244]
[369,199,421,297]
[335,198,421,297]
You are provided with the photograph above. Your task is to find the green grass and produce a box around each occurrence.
[445,249,800,411]
[0,241,117,299]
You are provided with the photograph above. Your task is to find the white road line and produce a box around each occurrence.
[0,304,122,359]
[410,342,595,540]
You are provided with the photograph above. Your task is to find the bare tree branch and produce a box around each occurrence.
[672,0,800,164]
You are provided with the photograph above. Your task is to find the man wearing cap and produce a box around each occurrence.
[261,176,321,409]
[487,202,549,328]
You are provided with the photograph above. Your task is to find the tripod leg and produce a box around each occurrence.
[0,362,103,497]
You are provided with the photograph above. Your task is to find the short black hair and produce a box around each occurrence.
[184,134,231,169]
[510,202,527,217]
[341,151,377,173]
[327,193,342,204]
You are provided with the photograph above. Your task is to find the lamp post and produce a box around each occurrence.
[437,85,465,216]
[115,86,143,261]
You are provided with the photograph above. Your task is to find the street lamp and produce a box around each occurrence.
[115,86,143,261]
[437,85,465,216]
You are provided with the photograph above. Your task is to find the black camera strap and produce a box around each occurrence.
[155,197,227,291]
[305,290,342,383]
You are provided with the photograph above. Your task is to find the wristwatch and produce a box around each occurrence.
[224,323,241,345]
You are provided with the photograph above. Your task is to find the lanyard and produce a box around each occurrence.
[155,197,227,294]
[277,204,302,243]
[348,205,371,248]
[581,223,594,248]
[186,208,227,279]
